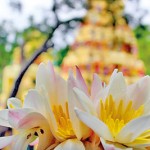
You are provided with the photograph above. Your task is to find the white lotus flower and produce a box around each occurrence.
[0,89,53,150]
[35,62,91,149]
[0,62,92,150]
[74,70,150,149]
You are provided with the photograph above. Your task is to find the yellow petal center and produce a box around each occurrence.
[100,95,144,138]
[52,102,75,139]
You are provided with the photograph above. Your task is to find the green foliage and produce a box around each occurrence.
[134,25,150,75]
[0,27,46,92]
[0,24,19,92]
[0,47,13,92]
[54,46,70,66]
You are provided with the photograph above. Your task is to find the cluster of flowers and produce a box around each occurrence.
[0,62,150,150]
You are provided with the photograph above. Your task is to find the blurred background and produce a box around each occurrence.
[0,0,150,108]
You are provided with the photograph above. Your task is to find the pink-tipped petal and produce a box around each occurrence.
[68,77,91,140]
[76,66,89,95]
[91,73,103,101]
[55,74,68,106]
[8,108,33,128]
[47,61,57,99]
[17,112,48,129]
[47,61,56,82]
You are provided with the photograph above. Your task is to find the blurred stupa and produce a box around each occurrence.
[0,30,53,109]
[61,0,145,83]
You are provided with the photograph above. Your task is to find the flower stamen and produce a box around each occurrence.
[40,129,44,134]
[27,133,32,139]
[34,132,38,136]
[100,95,144,138]
[53,102,75,139]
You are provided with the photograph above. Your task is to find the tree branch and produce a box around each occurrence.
[9,17,82,98]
